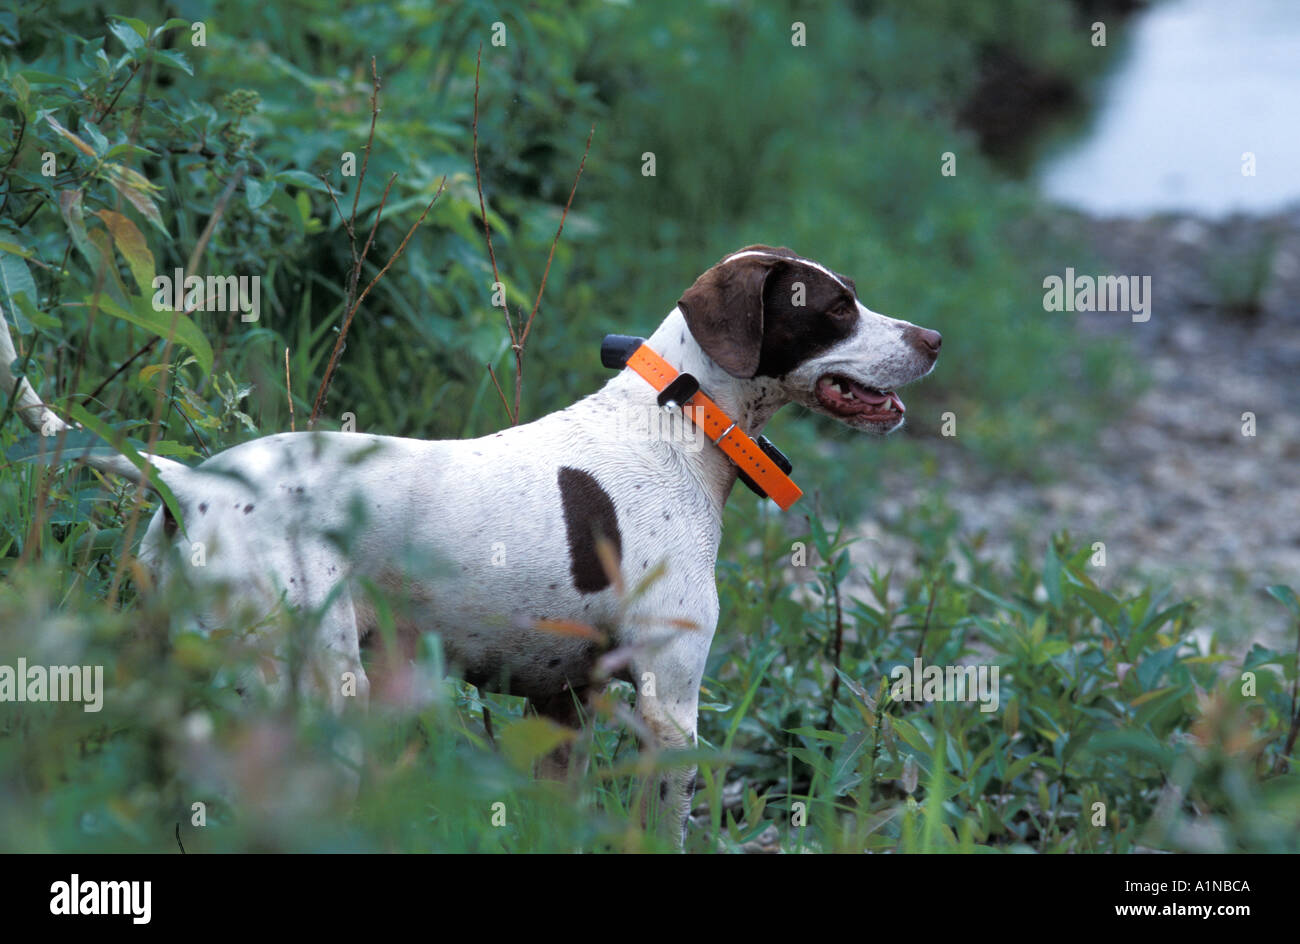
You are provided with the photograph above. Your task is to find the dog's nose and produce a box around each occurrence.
[904,326,943,356]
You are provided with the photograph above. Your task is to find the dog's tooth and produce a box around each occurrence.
[843,390,855,400]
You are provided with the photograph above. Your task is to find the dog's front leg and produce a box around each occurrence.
[636,681,700,848]
[631,630,709,848]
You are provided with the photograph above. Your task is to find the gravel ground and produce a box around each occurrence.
[859,206,1300,649]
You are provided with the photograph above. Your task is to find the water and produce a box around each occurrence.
[1039,0,1300,218]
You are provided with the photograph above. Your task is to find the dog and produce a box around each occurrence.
[0,245,940,844]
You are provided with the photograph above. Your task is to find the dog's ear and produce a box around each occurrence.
[677,253,780,378]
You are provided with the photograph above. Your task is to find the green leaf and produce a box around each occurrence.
[273,169,329,192]
[808,514,831,559]
[828,729,868,795]
[11,73,29,108]
[153,49,194,76]
[12,293,55,331]
[1042,543,1063,609]
[723,649,777,753]
[1002,751,1041,784]
[105,19,141,53]
[88,293,212,377]
[0,241,35,259]
[1129,685,1176,708]
[1069,583,1121,624]
[6,427,125,464]
[1243,643,1287,671]
[785,726,847,744]
[921,732,948,851]
[245,177,275,210]
[151,18,192,41]
[1266,585,1300,618]
[498,717,575,771]
[17,70,72,86]
[64,403,186,535]
[1135,644,1181,691]
[87,228,131,303]
[890,716,933,754]
[787,746,832,778]
[0,252,39,332]
[1133,683,1190,729]
[58,189,107,273]
[148,439,200,459]
[967,583,1038,623]
[1085,730,1174,767]
[109,15,149,41]
[80,121,110,157]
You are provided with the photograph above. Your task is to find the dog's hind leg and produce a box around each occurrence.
[295,577,371,717]
[528,687,589,783]
[287,574,370,789]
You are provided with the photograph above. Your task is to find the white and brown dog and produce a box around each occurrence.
[0,245,940,842]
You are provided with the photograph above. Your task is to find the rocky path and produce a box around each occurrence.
[865,208,1300,647]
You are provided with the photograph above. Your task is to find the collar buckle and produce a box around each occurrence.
[658,372,700,413]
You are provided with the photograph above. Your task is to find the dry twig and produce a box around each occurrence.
[471,43,594,425]
[309,58,447,426]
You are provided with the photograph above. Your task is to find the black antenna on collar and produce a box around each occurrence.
[600,334,644,369]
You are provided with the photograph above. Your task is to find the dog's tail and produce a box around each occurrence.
[0,301,185,491]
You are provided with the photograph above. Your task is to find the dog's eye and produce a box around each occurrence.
[829,299,854,318]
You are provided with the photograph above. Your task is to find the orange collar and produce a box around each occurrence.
[616,340,803,510]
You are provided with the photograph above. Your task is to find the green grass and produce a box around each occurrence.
[2,503,1297,852]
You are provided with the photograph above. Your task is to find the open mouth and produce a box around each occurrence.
[815,374,905,421]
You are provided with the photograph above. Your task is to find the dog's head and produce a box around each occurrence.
[677,245,941,433]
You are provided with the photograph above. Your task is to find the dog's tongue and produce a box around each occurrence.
[842,378,889,405]
[844,379,905,413]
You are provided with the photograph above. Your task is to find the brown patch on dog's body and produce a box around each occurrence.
[557,466,622,594]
